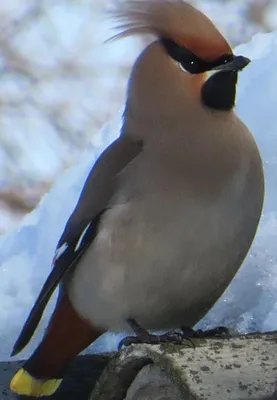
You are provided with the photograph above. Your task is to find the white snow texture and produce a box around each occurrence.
[0,31,277,361]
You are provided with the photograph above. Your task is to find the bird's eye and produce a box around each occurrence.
[161,38,234,75]
[161,38,210,74]
[178,60,195,73]
[178,62,188,73]
[179,58,206,74]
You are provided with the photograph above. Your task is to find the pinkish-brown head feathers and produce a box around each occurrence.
[111,0,232,61]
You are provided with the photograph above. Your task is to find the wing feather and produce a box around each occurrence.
[11,136,142,356]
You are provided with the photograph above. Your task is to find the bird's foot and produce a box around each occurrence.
[180,325,230,339]
[118,319,230,350]
[118,318,194,350]
[118,331,193,350]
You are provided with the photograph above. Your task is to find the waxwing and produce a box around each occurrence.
[10,0,264,397]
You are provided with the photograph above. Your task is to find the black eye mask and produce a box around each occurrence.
[161,38,233,74]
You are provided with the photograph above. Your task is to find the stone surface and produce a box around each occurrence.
[90,332,277,400]
[3,332,277,399]
[124,364,184,400]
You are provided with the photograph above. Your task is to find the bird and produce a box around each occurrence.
[10,0,264,397]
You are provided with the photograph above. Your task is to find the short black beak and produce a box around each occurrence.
[214,55,251,73]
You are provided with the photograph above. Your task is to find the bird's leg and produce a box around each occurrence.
[180,325,231,339]
[118,318,194,350]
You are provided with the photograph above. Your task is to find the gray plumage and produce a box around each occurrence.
[69,81,264,332]
[67,3,264,333]
[13,0,264,355]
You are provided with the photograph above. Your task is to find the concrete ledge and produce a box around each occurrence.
[90,332,277,400]
[2,332,277,399]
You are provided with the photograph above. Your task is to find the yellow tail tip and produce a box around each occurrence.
[10,368,62,397]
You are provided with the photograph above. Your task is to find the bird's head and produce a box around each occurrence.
[112,0,250,123]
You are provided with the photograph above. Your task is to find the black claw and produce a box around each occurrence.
[118,331,194,350]
[119,319,196,350]
[117,319,234,351]
[118,336,141,350]
[180,325,231,339]
[203,326,230,338]
[179,326,196,337]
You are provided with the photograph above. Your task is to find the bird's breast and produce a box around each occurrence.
[69,146,263,332]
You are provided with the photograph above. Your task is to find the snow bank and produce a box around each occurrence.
[199,30,277,332]
[0,30,277,361]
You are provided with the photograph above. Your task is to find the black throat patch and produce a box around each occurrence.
[201,71,238,111]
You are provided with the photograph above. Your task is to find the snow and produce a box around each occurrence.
[0,0,139,191]
[195,0,277,45]
[0,24,277,362]
[199,30,277,333]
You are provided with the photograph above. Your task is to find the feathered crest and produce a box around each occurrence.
[109,0,232,61]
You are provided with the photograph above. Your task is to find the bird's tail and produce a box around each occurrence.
[10,293,103,397]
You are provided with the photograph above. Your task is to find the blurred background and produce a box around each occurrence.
[0,0,277,235]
